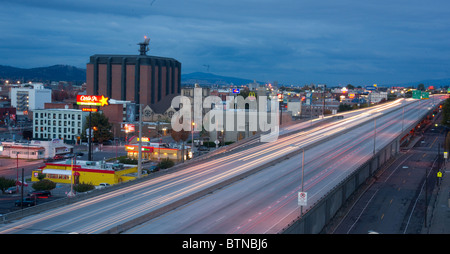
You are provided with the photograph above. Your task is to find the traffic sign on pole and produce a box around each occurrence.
[298,192,307,206]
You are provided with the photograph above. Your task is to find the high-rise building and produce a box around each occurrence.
[85,39,181,108]
[10,83,52,116]
[32,108,88,143]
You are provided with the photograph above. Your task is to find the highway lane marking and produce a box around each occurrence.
[403,156,440,234]
[346,189,379,234]
[429,137,438,148]
[243,100,436,233]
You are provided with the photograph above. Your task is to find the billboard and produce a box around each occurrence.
[76,95,109,106]
[126,103,136,123]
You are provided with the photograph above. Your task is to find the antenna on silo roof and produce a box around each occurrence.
[138,36,150,55]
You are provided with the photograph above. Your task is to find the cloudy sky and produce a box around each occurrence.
[1,0,450,86]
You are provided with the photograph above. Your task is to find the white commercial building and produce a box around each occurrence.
[10,83,52,116]
[32,108,89,143]
[0,139,73,159]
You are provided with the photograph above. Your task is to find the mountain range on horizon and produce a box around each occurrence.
[0,64,449,88]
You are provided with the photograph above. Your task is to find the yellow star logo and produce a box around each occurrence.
[99,96,109,106]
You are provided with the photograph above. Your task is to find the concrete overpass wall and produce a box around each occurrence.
[282,137,400,234]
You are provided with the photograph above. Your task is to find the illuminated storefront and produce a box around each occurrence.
[125,143,191,162]
[31,160,138,185]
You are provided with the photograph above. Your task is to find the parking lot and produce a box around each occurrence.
[0,183,72,215]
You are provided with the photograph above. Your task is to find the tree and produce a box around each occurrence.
[81,112,113,143]
[171,129,189,162]
[441,98,450,127]
[445,132,450,153]
[346,84,355,90]
[0,176,16,193]
[338,103,353,112]
[418,83,425,91]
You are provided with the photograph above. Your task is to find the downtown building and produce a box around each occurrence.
[32,107,89,143]
[10,83,52,117]
[85,41,182,108]
[85,40,182,139]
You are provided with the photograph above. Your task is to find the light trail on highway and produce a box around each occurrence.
[123,95,445,234]
[0,96,444,234]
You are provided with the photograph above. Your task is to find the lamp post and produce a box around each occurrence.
[191,121,196,158]
[88,107,92,161]
[137,103,143,178]
[373,118,377,156]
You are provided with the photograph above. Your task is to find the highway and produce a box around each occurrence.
[0,96,444,234]
[124,96,444,233]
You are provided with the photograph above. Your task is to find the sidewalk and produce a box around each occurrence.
[423,162,450,234]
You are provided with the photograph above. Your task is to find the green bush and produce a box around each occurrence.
[73,182,95,193]
[118,156,138,165]
[32,179,56,191]
[157,158,174,169]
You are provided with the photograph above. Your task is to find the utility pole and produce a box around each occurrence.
[137,104,143,178]
[20,168,24,208]
[373,118,377,156]
[88,107,92,161]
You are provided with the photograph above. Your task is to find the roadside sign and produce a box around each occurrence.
[412,90,422,99]
[444,152,448,159]
[437,171,443,178]
[298,192,307,206]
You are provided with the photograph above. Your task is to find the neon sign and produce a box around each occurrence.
[77,95,109,106]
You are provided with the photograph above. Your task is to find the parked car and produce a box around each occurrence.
[44,157,55,162]
[198,146,209,151]
[28,190,51,198]
[15,197,36,207]
[95,183,111,189]
[5,186,17,194]
[149,165,160,173]
[53,155,64,160]
[103,140,113,145]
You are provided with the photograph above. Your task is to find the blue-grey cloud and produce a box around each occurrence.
[1,0,450,86]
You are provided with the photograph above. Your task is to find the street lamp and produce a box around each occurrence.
[191,121,195,158]
[373,118,376,156]
[137,104,143,178]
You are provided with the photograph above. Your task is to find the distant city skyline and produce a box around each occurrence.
[1,0,450,86]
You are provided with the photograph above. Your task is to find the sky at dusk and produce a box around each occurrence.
[1,0,450,86]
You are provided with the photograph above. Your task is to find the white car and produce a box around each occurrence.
[95,183,111,189]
